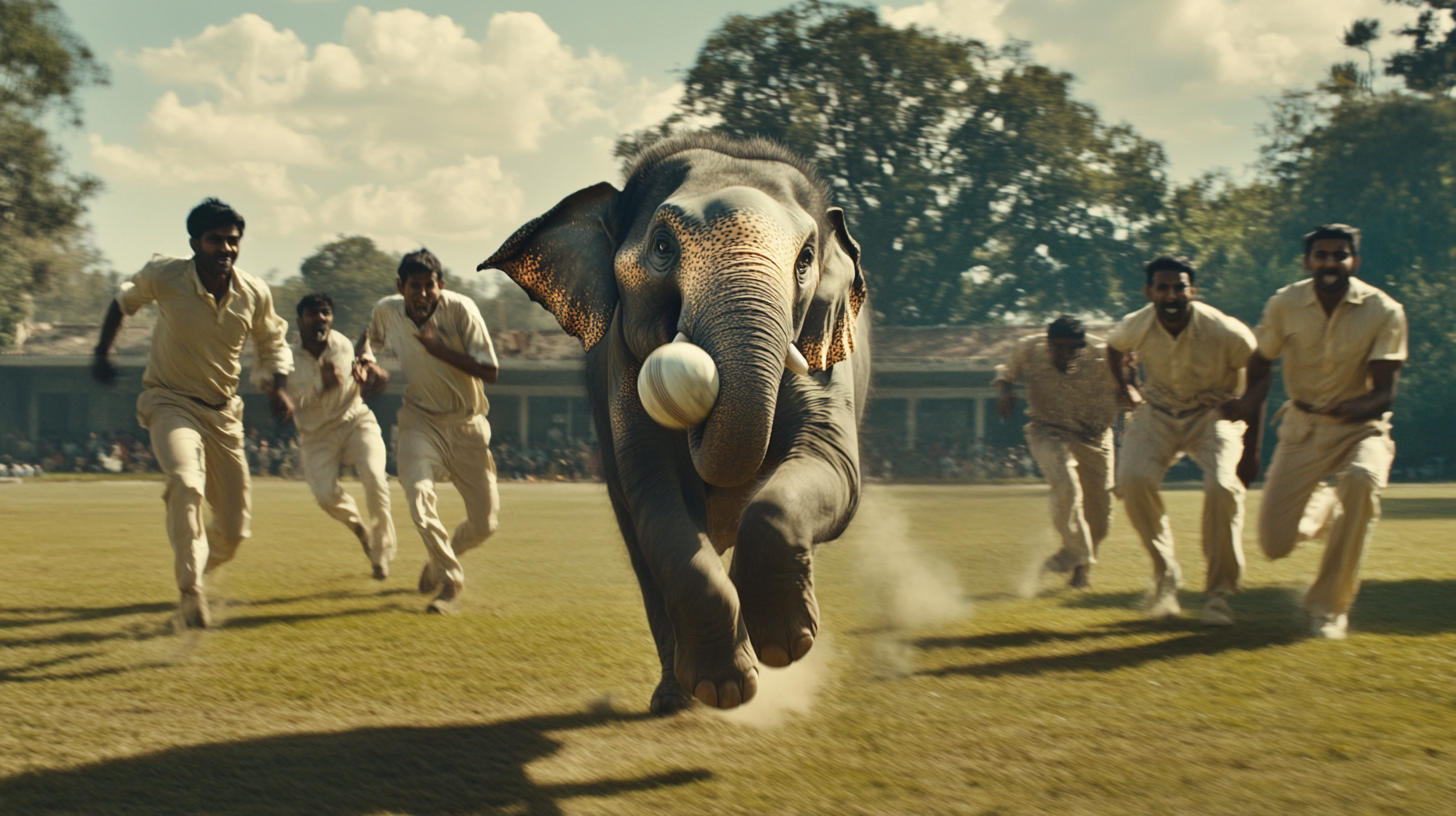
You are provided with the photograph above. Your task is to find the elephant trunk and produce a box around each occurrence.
[685,268,792,488]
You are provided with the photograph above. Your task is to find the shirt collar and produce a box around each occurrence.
[1297,275,1374,307]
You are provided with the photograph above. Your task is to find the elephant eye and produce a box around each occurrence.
[795,244,815,278]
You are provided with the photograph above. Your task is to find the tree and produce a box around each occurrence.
[0,0,108,347]
[280,236,401,339]
[1382,0,1456,94]
[616,1,1166,325]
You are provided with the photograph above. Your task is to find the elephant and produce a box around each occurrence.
[480,133,869,713]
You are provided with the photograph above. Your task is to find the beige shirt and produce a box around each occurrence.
[1255,277,1407,408]
[365,290,498,419]
[995,333,1121,438]
[116,254,293,407]
[1108,301,1257,413]
[285,330,373,437]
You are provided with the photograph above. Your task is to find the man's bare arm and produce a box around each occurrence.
[1223,351,1273,487]
[995,379,1016,420]
[1107,347,1142,411]
[92,301,125,383]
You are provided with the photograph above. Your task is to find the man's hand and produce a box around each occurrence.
[320,359,341,392]
[268,387,295,423]
[353,359,389,398]
[413,326,446,356]
[1221,396,1255,423]
[1117,382,1144,413]
[996,387,1015,421]
[92,352,118,384]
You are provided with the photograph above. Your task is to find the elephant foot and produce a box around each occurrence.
[673,615,759,710]
[738,565,819,668]
[649,674,697,716]
[734,529,819,668]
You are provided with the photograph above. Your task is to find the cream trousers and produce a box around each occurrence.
[300,412,397,568]
[397,407,500,591]
[1259,408,1395,616]
[1025,423,1114,566]
[1116,404,1246,594]
[137,388,249,593]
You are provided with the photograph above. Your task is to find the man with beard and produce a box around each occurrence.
[356,249,500,614]
[995,316,1122,590]
[1225,225,1406,640]
[1108,256,1257,625]
[92,198,295,628]
[281,293,396,580]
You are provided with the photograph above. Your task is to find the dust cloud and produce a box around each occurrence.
[714,634,835,729]
[850,490,971,678]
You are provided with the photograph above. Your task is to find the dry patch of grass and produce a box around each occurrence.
[0,480,1453,814]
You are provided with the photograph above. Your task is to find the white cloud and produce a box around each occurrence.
[91,8,656,258]
[879,0,1011,47]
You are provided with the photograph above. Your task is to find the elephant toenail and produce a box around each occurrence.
[694,680,718,707]
[721,681,742,708]
[760,644,791,667]
[793,635,814,661]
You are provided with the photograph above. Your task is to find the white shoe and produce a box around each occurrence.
[1146,577,1181,620]
[1200,596,1235,626]
[1310,613,1348,640]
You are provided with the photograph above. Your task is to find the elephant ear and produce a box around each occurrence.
[797,206,868,372]
[479,182,619,350]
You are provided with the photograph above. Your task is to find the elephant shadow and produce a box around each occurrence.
[0,712,712,816]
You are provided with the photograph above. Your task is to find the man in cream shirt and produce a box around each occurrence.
[93,199,295,629]
[1109,256,1257,625]
[357,249,500,614]
[1228,225,1407,640]
[995,316,1122,590]
[282,293,396,580]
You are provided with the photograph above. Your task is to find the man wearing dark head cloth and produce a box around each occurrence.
[994,316,1121,589]
[92,198,296,629]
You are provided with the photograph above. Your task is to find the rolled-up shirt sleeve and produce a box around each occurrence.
[250,286,294,377]
[459,298,499,369]
[115,261,161,316]
[1254,297,1287,361]
[1369,303,1408,362]
[362,301,388,360]
[993,340,1028,386]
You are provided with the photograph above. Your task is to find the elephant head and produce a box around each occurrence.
[481,134,867,488]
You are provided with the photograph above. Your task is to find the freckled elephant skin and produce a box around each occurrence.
[482,134,870,712]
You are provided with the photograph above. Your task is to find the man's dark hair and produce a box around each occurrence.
[186,198,246,239]
[1144,255,1196,285]
[1303,224,1361,256]
[398,248,443,282]
[296,292,334,318]
[1047,315,1085,340]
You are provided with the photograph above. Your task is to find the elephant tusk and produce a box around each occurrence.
[673,332,690,344]
[785,343,810,376]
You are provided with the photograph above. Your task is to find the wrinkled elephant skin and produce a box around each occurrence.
[482,134,869,712]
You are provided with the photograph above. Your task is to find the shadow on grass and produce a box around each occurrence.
[0,602,174,630]
[914,580,1456,679]
[1380,497,1456,520]
[0,651,173,684]
[0,712,712,816]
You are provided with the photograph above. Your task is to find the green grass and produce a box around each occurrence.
[0,480,1453,815]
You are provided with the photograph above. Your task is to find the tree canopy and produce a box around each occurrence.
[617,0,1166,326]
[0,0,108,347]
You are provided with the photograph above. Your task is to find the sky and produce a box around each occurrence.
[49,0,1427,289]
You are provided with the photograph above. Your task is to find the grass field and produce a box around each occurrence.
[1,478,1453,815]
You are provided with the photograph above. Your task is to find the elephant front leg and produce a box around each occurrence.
[734,375,861,668]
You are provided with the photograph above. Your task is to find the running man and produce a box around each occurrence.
[283,293,397,580]
[357,249,500,614]
[1108,256,1257,625]
[995,316,1122,589]
[1226,224,1406,639]
[93,198,295,628]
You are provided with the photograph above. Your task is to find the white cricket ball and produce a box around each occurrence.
[638,339,720,430]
